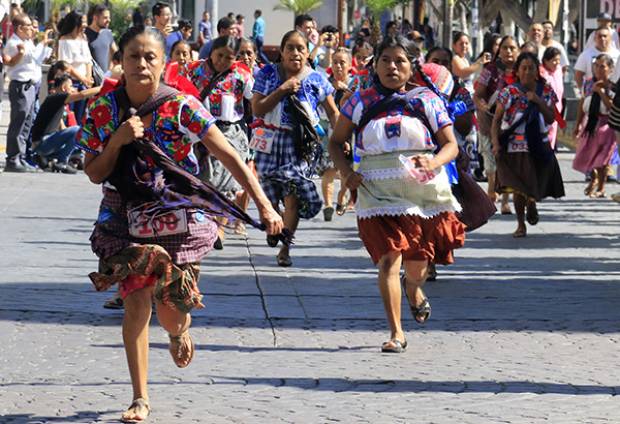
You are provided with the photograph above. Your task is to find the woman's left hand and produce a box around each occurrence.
[258,205,284,235]
[411,155,437,173]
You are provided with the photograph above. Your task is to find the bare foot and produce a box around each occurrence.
[512,226,527,238]
[169,330,194,368]
[121,398,150,423]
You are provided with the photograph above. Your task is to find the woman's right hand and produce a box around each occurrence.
[258,204,284,235]
[111,116,144,147]
[280,77,301,94]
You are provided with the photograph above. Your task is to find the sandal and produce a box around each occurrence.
[381,339,408,353]
[276,251,292,267]
[266,234,279,247]
[426,263,437,282]
[323,207,335,222]
[103,296,124,310]
[121,397,150,423]
[169,330,195,368]
[401,275,432,324]
[500,203,512,215]
[512,227,527,238]
[526,203,539,225]
[336,203,346,216]
[591,191,606,198]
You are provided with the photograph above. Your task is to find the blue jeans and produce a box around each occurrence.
[35,126,80,163]
[254,36,270,64]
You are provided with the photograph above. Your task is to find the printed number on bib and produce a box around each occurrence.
[128,209,188,238]
[250,127,274,154]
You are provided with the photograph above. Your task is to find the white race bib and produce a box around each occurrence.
[249,127,275,154]
[128,209,188,238]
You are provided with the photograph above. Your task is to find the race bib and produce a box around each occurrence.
[128,209,188,238]
[249,127,275,154]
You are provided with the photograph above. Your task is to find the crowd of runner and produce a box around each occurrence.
[1,2,619,422]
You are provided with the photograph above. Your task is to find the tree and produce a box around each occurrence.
[365,0,398,44]
[273,0,324,15]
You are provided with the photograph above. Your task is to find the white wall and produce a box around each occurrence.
[204,0,338,46]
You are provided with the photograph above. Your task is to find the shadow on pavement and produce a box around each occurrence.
[0,410,115,423]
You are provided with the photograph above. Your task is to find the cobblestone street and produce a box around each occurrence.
[1,151,619,423]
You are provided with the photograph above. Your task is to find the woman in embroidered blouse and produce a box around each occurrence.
[252,30,339,267]
[329,35,465,353]
[78,26,282,423]
[573,54,617,198]
[474,35,519,214]
[180,35,255,247]
[57,11,93,123]
[491,52,565,238]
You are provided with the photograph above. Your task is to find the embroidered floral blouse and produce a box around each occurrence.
[340,85,452,157]
[497,81,558,152]
[181,60,254,123]
[76,92,215,175]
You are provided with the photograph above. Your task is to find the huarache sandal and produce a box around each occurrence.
[121,397,150,423]
[412,299,432,324]
[103,296,124,310]
[169,330,195,368]
[526,202,539,225]
[426,263,438,282]
[401,275,432,324]
[266,234,279,247]
[381,339,408,353]
[276,251,292,267]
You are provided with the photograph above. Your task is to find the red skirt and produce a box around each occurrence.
[358,212,466,265]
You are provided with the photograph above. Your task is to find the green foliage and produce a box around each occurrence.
[108,0,142,39]
[365,0,398,17]
[273,0,324,15]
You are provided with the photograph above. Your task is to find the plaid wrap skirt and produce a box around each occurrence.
[254,128,322,219]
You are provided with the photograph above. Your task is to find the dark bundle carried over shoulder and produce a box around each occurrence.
[106,84,293,245]
[285,93,322,164]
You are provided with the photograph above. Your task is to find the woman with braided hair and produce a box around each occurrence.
[329,35,465,353]
[491,52,564,238]
[77,26,282,422]
[572,53,618,198]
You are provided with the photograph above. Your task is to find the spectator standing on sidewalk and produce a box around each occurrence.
[165,19,192,57]
[198,17,234,59]
[235,14,245,39]
[252,10,269,64]
[85,4,118,74]
[575,27,620,92]
[585,13,620,50]
[152,2,173,39]
[57,11,93,125]
[198,11,212,47]
[540,20,569,73]
[3,13,51,172]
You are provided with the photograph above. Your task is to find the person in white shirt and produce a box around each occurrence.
[585,13,620,50]
[575,26,620,91]
[540,20,570,73]
[2,13,51,172]
[57,10,93,124]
